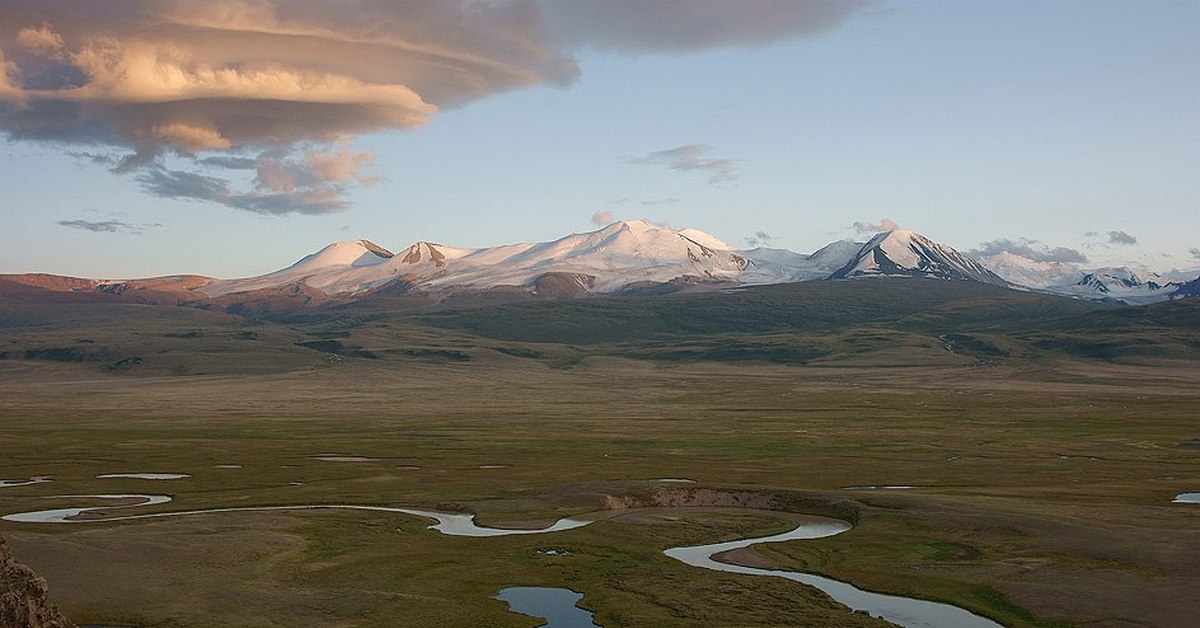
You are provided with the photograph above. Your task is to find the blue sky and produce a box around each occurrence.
[2,0,1197,278]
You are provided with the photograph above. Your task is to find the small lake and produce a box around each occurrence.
[496,587,599,627]
[1173,492,1200,503]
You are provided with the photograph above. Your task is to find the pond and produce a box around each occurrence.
[496,587,599,627]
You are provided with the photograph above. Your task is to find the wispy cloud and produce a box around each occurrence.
[1189,247,1200,261]
[0,1,871,215]
[133,148,380,216]
[591,210,615,226]
[744,230,773,247]
[137,165,347,216]
[970,237,1088,264]
[1107,230,1138,246]
[640,197,680,206]
[56,218,160,234]
[851,218,901,234]
[628,145,736,184]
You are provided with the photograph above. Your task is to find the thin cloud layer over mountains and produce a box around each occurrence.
[0,0,874,214]
[969,238,1089,264]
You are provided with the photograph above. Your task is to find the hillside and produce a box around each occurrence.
[13,277,1197,376]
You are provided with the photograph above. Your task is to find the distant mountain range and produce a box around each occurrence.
[2,220,1195,309]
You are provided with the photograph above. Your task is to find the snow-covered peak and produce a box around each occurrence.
[1036,266,1180,304]
[288,241,391,270]
[611,218,657,233]
[431,219,749,291]
[740,247,810,266]
[830,230,1008,285]
[1074,267,1173,292]
[678,227,733,251]
[977,250,1083,288]
[862,229,923,267]
[808,239,865,268]
[288,240,393,271]
[395,241,473,268]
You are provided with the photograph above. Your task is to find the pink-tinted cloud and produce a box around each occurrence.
[852,218,901,234]
[0,0,874,214]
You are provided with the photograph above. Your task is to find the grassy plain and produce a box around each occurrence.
[1,281,1198,626]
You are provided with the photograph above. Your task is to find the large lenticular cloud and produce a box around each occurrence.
[0,0,874,214]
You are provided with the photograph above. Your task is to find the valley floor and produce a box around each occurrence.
[1,355,1198,627]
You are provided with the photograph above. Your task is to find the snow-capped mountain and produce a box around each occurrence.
[423,219,752,292]
[1043,267,1179,305]
[739,239,863,284]
[828,230,1009,286]
[1171,276,1200,300]
[7,220,1195,307]
[202,220,752,297]
[975,251,1084,288]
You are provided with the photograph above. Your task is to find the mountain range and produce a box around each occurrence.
[2,220,1195,309]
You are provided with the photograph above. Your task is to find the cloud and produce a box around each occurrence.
[743,230,773,247]
[196,155,258,170]
[16,23,66,57]
[130,147,379,216]
[851,218,900,234]
[640,197,680,206]
[591,210,614,226]
[56,218,159,234]
[628,145,736,184]
[969,238,1088,264]
[1189,247,1200,261]
[0,1,872,214]
[541,0,879,52]
[137,162,348,215]
[0,1,573,213]
[1107,230,1138,246]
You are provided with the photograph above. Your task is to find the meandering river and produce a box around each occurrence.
[2,495,1000,626]
[664,517,1001,628]
[1,494,589,536]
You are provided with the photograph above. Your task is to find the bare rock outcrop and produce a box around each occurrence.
[1,534,76,628]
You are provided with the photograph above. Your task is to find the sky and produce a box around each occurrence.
[1,0,1198,279]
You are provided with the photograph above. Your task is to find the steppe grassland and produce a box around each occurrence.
[2,346,1198,627]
